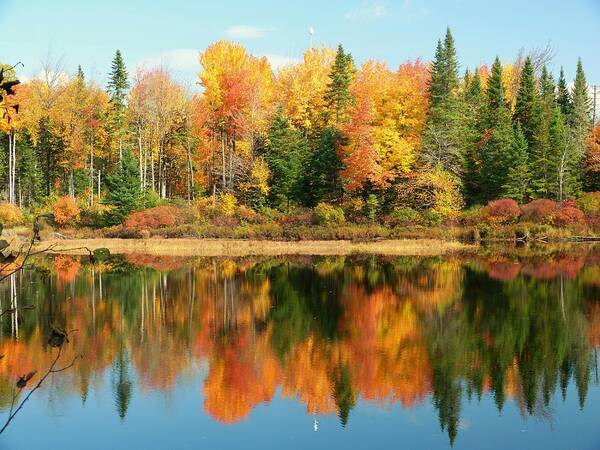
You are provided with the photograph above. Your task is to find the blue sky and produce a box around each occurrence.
[0,0,598,89]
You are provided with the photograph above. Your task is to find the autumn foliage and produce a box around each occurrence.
[124,205,188,230]
[0,202,24,227]
[482,199,521,224]
[53,196,80,227]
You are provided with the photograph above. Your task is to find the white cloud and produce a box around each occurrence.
[136,48,199,71]
[261,53,301,71]
[345,2,390,21]
[225,25,267,39]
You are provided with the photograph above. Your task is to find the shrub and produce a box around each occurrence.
[388,207,422,226]
[124,205,187,230]
[521,199,560,224]
[460,205,483,226]
[79,203,110,228]
[279,209,315,226]
[53,196,80,227]
[0,203,24,228]
[577,192,600,216]
[482,199,521,224]
[314,203,345,225]
[553,205,585,226]
[219,193,237,217]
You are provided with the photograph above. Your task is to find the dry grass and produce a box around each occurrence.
[34,238,475,257]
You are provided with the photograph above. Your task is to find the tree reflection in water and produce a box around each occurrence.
[1,251,600,444]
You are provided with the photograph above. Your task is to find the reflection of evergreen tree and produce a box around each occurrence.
[332,364,356,427]
[112,348,133,420]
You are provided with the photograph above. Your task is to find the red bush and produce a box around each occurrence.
[553,205,585,225]
[521,199,584,226]
[482,199,521,224]
[521,199,560,224]
[124,206,186,230]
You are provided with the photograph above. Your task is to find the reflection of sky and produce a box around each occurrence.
[2,364,600,450]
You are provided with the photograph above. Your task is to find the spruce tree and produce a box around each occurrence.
[485,57,506,126]
[556,67,572,119]
[571,59,592,138]
[442,27,459,96]
[462,70,486,204]
[324,45,355,126]
[17,132,43,207]
[428,39,446,108]
[480,100,514,202]
[104,150,144,225]
[422,28,463,178]
[263,109,309,210]
[513,57,540,146]
[107,50,130,162]
[502,124,530,202]
[529,66,555,198]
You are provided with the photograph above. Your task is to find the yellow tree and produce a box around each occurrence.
[276,47,335,132]
[197,40,274,195]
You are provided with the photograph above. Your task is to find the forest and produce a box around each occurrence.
[1,28,599,238]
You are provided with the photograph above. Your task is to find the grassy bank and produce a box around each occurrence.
[34,238,474,257]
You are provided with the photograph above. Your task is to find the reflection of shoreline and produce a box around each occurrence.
[0,254,599,444]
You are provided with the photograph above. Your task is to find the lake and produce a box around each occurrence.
[1,250,600,449]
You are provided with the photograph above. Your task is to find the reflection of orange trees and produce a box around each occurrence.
[54,255,81,284]
[481,258,521,281]
[395,259,462,313]
[203,332,280,423]
[339,285,431,407]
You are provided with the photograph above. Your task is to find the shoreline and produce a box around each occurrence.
[32,238,475,257]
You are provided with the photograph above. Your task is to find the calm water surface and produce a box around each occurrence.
[1,251,600,449]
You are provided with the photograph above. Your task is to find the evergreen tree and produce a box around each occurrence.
[502,124,530,202]
[263,109,309,210]
[104,150,144,225]
[17,132,43,206]
[480,99,514,202]
[529,67,556,198]
[513,57,540,146]
[36,116,61,196]
[556,66,572,119]
[77,64,84,82]
[304,127,343,205]
[107,50,129,106]
[462,70,486,204]
[324,45,355,126]
[107,50,130,162]
[485,57,506,127]
[422,28,463,178]
[571,59,592,140]
[428,28,459,107]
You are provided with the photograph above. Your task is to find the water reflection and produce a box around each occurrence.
[1,251,600,446]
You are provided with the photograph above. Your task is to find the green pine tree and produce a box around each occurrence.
[304,127,343,205]
[485,57,506,127]
[502,124,530,202]
[556,67,572,119]
[513,57,540,146]
[462,69,486,204]
[263,109,309,210]
[107,50,130,163]
[17,132,43,207]
[324,45,355,126]
[104,150,144,225]
[422,28,464,178]
[480,100,514,202]
[571,59,592,142]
